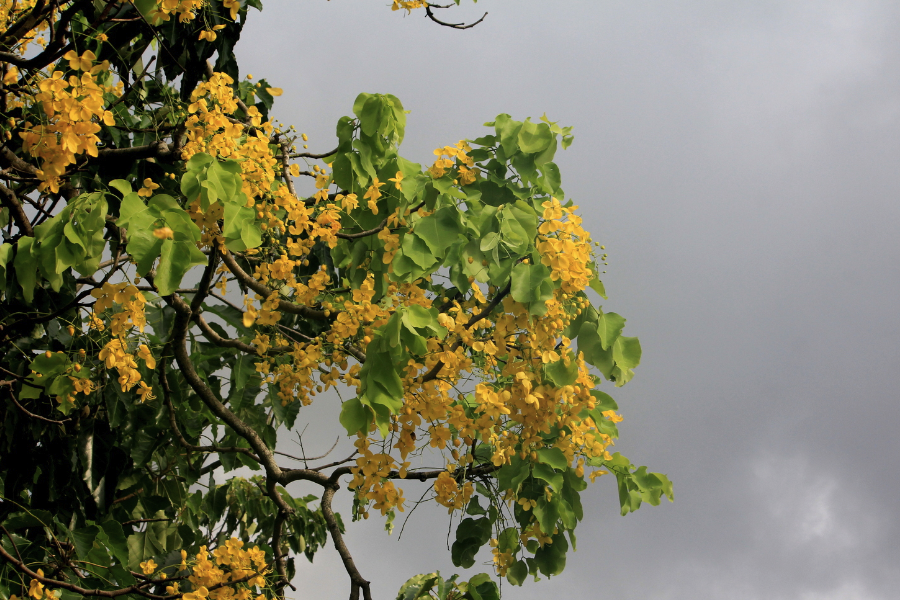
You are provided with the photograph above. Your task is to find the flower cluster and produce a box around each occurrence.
[18,52,120,192]
[134,539,270,600]
[537,197,595,293]
[92,283,156,401]
[428,140,476,183]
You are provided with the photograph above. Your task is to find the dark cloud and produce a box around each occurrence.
[236,2,900,597]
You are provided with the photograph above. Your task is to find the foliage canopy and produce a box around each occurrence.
[0,2,672,599]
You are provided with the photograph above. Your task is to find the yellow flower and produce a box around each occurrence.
[222,0,240,20]
[137,344,156,369]
[28,571,45,599]
[62,50,95,71]
[198,30,217,42]
[340,193,359,212]
[183,586,209,600]
[388,170,403,190]
[139,559,157,575]
[3,66,19,84]
[153,226,174,240]
[266,87,283,96]
[364,178,384,214]
[137,178,159,197]
[136,381,155,402]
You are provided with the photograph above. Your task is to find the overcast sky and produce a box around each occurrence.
[235,2,900,599]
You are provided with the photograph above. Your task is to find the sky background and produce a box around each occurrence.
[233,2,900,598]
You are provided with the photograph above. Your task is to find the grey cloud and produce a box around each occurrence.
[236,2,900,598]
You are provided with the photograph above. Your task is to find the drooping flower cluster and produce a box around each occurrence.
[428,140,476,183]
[18,51,120,192]
[91,283,156,401]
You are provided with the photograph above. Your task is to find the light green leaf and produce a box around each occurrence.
[155,241,207,296]
[590,390,618,411]
[613,336,641,368]
[223,202,262,252]
[480,232,500,252]
[14,236,37,303]
[415,207,462,257]
[339,397,370,436]
[536,447,568,470]
[597,311,626,350]
[517,119,554,154]
[109,179,132,196]
[0,242,12,291]
[510,262,552,304]
[544,352,579,387]
[532,463,564,493]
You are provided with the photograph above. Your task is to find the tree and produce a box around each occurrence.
[0,2,673,599]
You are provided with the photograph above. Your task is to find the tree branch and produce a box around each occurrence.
[0,525,171,599]
[420,281,511,383]
[2,387,70,424]
[321,485,372,600]
[0,181,33,236]
[424,3,487,29]
[160,361,260,463]
[219,249,330,321]
[335,217,388,240]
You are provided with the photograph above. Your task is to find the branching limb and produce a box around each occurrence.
[420,281,512,383]
[0,525,170,599]
[0,181,33,236]
[159,360,260,463]
[195,314,258,354]
[220,249,329,321]
[3,387,71,424]
[167,292,286,479]
[424,3,487,29]
[321,485,372,600]
[335,218,388,240]
[277,146,340,160]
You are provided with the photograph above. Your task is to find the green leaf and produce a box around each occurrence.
[126,531,155,571]
[466,575,500,600]
[590,390,618,411]
[155,241,207,296]
[613,336,642,368]
[14,236,37,303]
[544,353,579,387]
[359,95,385,137]
[589,276,607,299]
[510,262,552,305]
[497,454,530,493]
[466,496,487,516]
[494,114,522,156]
[339,397,370,436]
[415,207,462,257]
[536,447,568,470]
[517,119,554,154]
[480,232,500,252]
[101,520,130,568]
[401,305,447,338]
[534,533,567,576]
[223,201,262,251]
[532,463,564,493]
[397,573,440,600]
[400,233,437,270]
[597,311,626,350]
[533,495,559,536]
[0,242,12,291]
[72,525,99,560]
[109,179,132,196]
[507,560,528,586]
[451,518,492,569]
